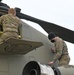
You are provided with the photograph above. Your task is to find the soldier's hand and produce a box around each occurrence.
[48,61,54,65]
[51,48,56,53]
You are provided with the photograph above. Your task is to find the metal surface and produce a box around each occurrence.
[22,61,74,75]
[39,62,54,75]
[22,61,54,75]
[57,65,74,75]
[0,38,43,55]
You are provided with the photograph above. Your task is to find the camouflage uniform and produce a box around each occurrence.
[53,37,70,66]
[0,14,21,43]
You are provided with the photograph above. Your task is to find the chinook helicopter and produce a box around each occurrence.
[0,2,74,75]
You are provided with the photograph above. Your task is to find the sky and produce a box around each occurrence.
[3,0,74,65]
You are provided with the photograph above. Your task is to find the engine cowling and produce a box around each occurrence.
[22,61,74,75]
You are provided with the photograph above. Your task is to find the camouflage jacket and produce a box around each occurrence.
[0,14,21,33]
[53,37,69,62]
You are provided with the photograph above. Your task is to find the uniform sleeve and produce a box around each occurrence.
[18,20,22,35]
[0,16,3,26]
[53,40,63,62]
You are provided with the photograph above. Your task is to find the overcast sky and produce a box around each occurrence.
[3,0,74,65]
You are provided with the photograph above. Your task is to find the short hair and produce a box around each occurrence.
[8,8,16,15]
[48,32,56,40]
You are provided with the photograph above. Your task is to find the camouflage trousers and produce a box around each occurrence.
[0,32,19,44]
[59,55,70,66]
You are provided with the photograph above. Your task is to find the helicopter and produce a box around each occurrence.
[0,3,74,75]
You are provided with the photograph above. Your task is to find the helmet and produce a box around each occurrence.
[48,32,56,40]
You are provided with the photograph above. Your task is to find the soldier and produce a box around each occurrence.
[48,32,70,66]
[0,8,21,44]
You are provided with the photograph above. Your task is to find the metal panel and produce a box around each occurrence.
[0,38,43,55]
